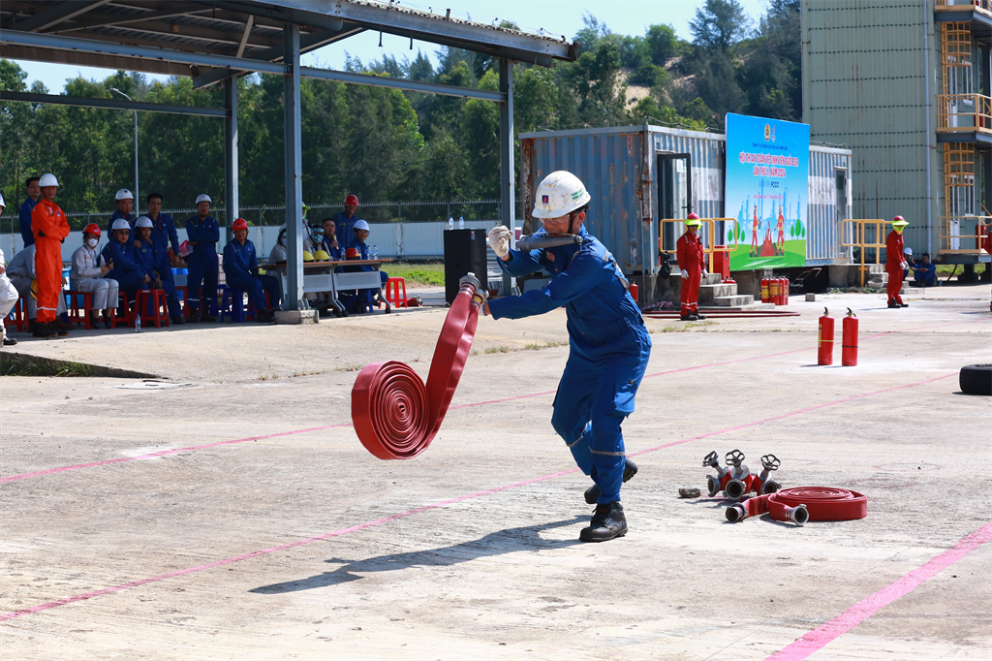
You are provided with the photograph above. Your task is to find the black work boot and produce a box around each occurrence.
[584,459,638,505]
[579,502,627,543]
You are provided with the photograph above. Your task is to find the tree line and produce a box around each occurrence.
[0,0,799,226]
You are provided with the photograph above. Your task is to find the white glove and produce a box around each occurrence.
[681,269,689,280]
[488,225,511,259]
[901,261,908,270]
[702,269,708,278]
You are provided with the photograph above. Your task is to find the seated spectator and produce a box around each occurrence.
[268,227,288,278]
[913,253,937,287]
[223,218,281,323]
[903,247,915,279]
[102,218,150,314]
[0,194,19,346]
[321,217,344,260]
[134,216,184,325]
[107,188,134,237]
[5,244,68,335]
[70,223,119,329]
[185,194,219,323]
[339,219,389,313]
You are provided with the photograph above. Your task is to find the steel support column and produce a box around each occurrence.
[224,77,239,232]
[283,23,304,310]
[499,58,515,296]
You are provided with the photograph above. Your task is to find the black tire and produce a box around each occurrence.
[960,364,992,396]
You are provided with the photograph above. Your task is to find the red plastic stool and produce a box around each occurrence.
[66,290,94,329]
[133,289,170,328]
[385,277,407,309]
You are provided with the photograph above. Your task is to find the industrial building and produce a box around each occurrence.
[802,0,992,275]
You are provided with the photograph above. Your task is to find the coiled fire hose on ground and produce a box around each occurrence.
[351,274,486,460]
[725,487,868,526]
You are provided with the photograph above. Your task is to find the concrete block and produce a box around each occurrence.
[274,310,318,325]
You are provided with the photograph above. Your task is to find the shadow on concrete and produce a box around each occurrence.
[249,516,587,594]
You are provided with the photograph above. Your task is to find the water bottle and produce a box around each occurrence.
[372,244,378,259]
[458,216,464,229]
[134,313,142,333]
[448,217,454,230]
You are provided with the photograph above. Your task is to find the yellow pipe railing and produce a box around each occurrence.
[658,217,739,273]
[938,216,992,254]
[841,219,888,287]
[936,93,992,133]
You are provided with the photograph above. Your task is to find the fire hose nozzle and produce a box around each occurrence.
[760,479,782,495]
[706,475,722,497]
[458,272,482,293]
[724,478,748,501]
[725,503,748,523]
[783,504,809,527]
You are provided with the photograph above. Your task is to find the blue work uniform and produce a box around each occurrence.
[102,237,147,304]
[107,209,132,238]
[19,197,37,247]
[333,211,358,247]
[321,236,344,261]
[185,214,219,311]
[135,238,182,319]
[222,239,282,314]
[148,212,181,260]
[914,262,937,287]
[488,226,652,505]
[339,238,388,312]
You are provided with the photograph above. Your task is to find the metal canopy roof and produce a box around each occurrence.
[0,0,577,81]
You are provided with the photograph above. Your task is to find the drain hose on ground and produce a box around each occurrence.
[352,275,485,460]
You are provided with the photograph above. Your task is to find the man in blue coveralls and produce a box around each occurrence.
[145,192,181,262]
[134,216,184,325]
[185,194,219,323]
[484,171,652,543]
[18,176,40,247]
[223,218,281,323]
[102,218,150,314]
[107,189,134,238]
[333,194,360,247]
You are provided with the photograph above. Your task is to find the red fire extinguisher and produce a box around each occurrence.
[818,307,835,365]
[769,279,779,305]
[842,308,858,366]
[761,278,770,303]
[781,278,790,305]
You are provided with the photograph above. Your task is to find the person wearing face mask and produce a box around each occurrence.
[70,224,119,329]
[886,216,910,308]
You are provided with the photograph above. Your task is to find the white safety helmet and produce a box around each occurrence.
[134,216,153,228]
[353,219,370,231]
[0,193,5,209]
[196,194,211,204]
[112,218,131,231]
[115,188,133,201]
[531,170,591,219]
[39,173,59,188]
[903,247,913,256]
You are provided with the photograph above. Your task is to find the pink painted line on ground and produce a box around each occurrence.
[0,371,955,622]
[0,467,579,622]
[765,520,992,661]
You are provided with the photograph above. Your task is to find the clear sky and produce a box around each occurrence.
[9,0,769,91]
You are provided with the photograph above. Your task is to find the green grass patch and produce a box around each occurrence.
[485,345,511,354]
[1,354,93,377]
[386,262,445,287]
[524,341,569,350]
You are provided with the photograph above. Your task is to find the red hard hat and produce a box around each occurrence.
[893,215,905,222]
[83,223,101,237]
[344,194,359,206]
[687,213,700,220]
[345,247,359,259]
[232,218,249,232]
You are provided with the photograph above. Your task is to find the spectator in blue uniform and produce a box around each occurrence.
[145,192,181,261]
[484,171,652,543]
[333,194,360,247]
[913,253,937,287]
[107,189,134,238]
[321,217,344,260]
[18,176,40,248]
[134,216,184,325]
[339,219,388,313]
[223,218,281,323]
[184,194,219,323]
[102,218,150,314]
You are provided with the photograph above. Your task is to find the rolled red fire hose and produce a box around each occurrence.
[352,275,485,460]
[726,487,867,525]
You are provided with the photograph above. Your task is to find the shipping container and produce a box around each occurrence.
[519,124,853,275]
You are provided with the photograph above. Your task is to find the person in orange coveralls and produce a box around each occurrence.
[885,216,910,309]
[30,173,70,338]
[677,214,708,321]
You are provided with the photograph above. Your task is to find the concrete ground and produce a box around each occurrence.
[1,283,990,660]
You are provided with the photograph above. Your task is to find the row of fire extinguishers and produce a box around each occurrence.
[818,307,858,366]
[760,278,790,305]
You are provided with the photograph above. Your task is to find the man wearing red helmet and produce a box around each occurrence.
[70,223,119,328]
[222,218,281,323]
[333,194,360,247]
[885,216,910,308]
[676,214,708,321]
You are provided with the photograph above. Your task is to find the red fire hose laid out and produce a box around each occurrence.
[726,487,868,526]
[352,274,486,460]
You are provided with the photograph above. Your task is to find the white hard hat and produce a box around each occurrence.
[112,218,131,231]
[353,219,370,231]
[135,216,153,228]
[39,173,59,187]
[115,188,133,201]
[0,193,5,208]
[903,247,913,256]
[196,194,211,204]
[531,170,591,219]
